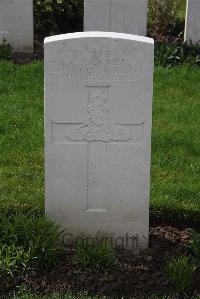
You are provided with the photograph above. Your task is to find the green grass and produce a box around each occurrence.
[164,256,196,292]
[151,66,200,225]
[0,62,44,212]
[75,242,118,272]
[176,0,186,20]
[0,62,200,225]
[0,213,63,285]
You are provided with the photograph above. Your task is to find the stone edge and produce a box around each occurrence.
[44,31,154,45]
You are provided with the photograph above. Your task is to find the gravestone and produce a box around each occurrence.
[84,0,147,36]
[0,0,33,53]
[45,32,154,251]
[184,0,200,44]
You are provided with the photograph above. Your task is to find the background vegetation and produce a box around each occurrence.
[148,0,186,41]
[33,0,187,41]
[33,0,83,39]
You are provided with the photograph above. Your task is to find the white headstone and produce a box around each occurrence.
[0,0,33,53]
[45,32,154,251]
[84,0,147,36]
[184,0,200,44]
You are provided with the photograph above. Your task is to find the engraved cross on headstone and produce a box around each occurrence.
[52,86,144,212]
[65,86,131,212]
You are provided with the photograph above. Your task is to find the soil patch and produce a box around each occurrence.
[1,226,199,298]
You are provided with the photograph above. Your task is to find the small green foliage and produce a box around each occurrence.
[76,241,118,272]
[155,42,200,68]
[0,244,31,284]
[33,0,83,38]
[0,213,63,283]
[0,38,12,60]
[189,231,200,262]
[164,256,196,292]
[148,0,186,39]
[11,287,99,299]
[148,0,179,33]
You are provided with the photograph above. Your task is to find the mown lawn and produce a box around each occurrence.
[0,62,199,224]
[0,62,44,211]
[151,66,200,224]
[176,0,186,20]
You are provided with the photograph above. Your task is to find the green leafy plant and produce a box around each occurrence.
[155,42,200,67]
[148,0,179,34]
[0,38,12,60]
[164,256,196,292]
[76,241,118,272]
[0,244,31,284]
[33,0,83,39]
[189,231,200,262]
[0,213,64,283]
[12,286,99,299]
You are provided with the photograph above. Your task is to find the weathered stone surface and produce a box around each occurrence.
[44,32,154,251]
[184,0,200,44]
[0,0,33,52]
[84,0,147,36]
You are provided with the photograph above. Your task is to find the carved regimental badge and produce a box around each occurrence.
[66,88,131,142]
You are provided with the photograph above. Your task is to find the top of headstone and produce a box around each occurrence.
[44,31,154,45]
